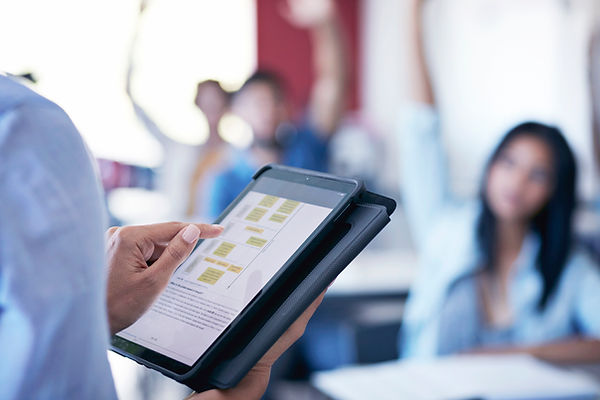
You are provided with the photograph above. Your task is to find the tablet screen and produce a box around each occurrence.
[115,174,351,368]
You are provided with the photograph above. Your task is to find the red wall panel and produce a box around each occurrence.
[256,0,361,116]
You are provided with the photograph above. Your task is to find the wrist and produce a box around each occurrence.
[107,312,122,336]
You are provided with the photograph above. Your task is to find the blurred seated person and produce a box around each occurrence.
[207,0,349,217]
[126,3,232,220]
[399,0,600,363]
[186,80,233,218]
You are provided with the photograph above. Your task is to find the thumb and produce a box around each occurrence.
[150,224,201,282]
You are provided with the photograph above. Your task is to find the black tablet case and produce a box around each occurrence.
[182,190,396,391]
[111,165,396,392]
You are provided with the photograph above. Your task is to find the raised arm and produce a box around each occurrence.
[281,0,349,136]
[407,0,434,106]
[125,1,175,147]
[398,0,454,250]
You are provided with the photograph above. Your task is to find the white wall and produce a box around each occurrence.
[362,0,599,200]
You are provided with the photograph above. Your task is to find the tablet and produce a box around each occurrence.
[111,165,362,375]
[204,194,396,391]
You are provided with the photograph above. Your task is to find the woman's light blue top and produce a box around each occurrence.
[398,102,600,358]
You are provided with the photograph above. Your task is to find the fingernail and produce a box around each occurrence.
[212,224,225,230]
[182,224,201,244]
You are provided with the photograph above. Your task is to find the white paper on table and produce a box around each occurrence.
[312,354,600,400]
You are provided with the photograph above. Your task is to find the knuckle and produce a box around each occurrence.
[106,227,122,249]
[166,243,186,261]
[114,226,136,247]
[118,226,134,240]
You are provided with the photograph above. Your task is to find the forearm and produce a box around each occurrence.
[472,338,600,364]
[399,102,451,248]
[185,369,269,400]
[308,11,348,135]
[398,1,450,247]
[125,8,173,146]
[126,73,172,146]
[185,291,326,400]
[406,0,434,105]
[526,338,600,364]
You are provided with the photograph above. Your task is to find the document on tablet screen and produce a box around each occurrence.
[118,179,344,366]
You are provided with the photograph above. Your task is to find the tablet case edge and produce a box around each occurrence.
[183,199,394,390]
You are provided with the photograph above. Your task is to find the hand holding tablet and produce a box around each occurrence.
[110,164,395,393]
[105,222,224,335]
[105,219,327,400]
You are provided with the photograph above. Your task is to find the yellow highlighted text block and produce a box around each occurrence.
[277,200,300,214]
[216,260,230,268]
[245,226,264,234]
[198,267,225,285]
[213,242,236,258]
[258,195,279,208]
[246,236,267,247]
[227,265,243,273]
[245,207,268,222]
[269,213,287,223]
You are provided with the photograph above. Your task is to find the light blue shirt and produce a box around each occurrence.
[0,76,117,399]
[398,102,600,358]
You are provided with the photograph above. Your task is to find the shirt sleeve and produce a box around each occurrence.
[207,168,247,219]
[283,122,329,172]
[0,101,117,400]
[396,102,454,251]
[573,254,600,338]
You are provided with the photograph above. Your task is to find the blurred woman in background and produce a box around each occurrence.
[400,0,600,363]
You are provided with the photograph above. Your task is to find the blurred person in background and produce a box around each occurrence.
[186,79,232,218]
[124,0,233,221]
[207,0,349,218]
[399,0,600,362]
[0,72,326,400]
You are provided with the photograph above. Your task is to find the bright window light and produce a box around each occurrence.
[218,112,254,149]
[0,0,256,166]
